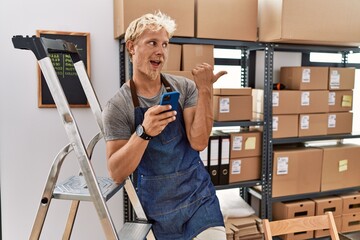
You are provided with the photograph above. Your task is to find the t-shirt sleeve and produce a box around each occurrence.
[102,100,132,141]
[181,77,198,109]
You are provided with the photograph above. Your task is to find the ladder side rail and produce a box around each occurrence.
[38,56,119,240]
[62,131,103,239]
[72,59,104,133]
[30,144,73,240]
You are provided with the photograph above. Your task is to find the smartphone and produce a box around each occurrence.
[159,91,180,111]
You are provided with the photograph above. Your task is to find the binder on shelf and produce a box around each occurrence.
[216,132,230,185]
[208,135,220,185]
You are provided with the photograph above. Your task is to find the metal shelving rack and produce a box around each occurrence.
[265,42,360,221]
[118,37,271,220]
[118,37,360,226]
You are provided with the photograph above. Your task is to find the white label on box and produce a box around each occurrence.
[329,92,336,106]
[273,92,279,107]
[301,92,310,106]
[301,115,310,129]
[302,68,311,83]
[273,116,279,131]
[232,136,243,151]
[231,160,241,174]
[219,97,230,113]
[277,157,288,175]
[328,114,336,128]
[221,139,230,164]
[330,70,340,89]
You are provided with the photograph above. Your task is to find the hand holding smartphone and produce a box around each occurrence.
[159,91,180,111]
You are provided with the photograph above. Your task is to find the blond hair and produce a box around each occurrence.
[125,11,177,43]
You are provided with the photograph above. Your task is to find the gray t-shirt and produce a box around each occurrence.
[102,73,198,141]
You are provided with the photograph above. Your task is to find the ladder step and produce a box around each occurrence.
[118,222,152,240]
[53,176,123,201]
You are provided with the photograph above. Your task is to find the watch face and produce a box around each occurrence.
[136,124,144,136]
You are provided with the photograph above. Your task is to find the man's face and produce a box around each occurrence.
[131,27,170,80]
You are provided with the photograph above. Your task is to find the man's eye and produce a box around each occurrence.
[162,43,168,48]
[149,41,156,46]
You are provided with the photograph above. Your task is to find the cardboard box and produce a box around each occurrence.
[272,147,323,197]
[273,200,315,240]
[298,113,328,137]
[258,0,360,46]
[340,193,360,215]
[113,0,195,38]
[252,89,301,114]
[273,114,299,139]
[213,95,252,121]
[280,67,329,90]
[313,196,343,216]
[328,90,353,112]
[299,90,329,113]
[273,200,316,219]
[226,215,263,240]
[329,67,356,90]
[327,112,353,135]
[229,131,262,158]
[162,44,181,71]
[196,0,258,41]
[342,213,360,233]
[320,144,360,191]
[181,44,214,71]
[229,156,261,183]
[214,88,252,96]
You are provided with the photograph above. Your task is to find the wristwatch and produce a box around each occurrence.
[136,124,153,140]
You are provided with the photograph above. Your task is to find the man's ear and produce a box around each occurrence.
[126,41,135,55]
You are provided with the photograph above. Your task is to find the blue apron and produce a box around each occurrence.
[130,76,224,240]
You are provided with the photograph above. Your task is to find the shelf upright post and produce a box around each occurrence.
[263,43,275,220]
[240,47,250,87]
[341,51,349,68]
[119,40,127,86]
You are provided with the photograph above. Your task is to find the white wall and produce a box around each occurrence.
[0,0,124,239]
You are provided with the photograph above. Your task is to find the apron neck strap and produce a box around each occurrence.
[130,73,173,108]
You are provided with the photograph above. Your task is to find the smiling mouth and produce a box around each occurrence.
[150,60,162,67]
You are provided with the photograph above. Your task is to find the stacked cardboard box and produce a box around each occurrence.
[225,215,263,240]
[318,144,360,192]
[163,43,215,80]
[272,146,323,197]
[213,88,252,122]
[340,192,360,233]
[113,0,195,38]
[272,143,360,198]
[253,66,355,138]
[258,0,360,46]
[273,194,360,238]
[272,200,316,240]
[229,130,262,184]
[280,66,329,137]
[312,196,343,238]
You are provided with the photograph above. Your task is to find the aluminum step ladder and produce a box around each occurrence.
[12,35,154,240]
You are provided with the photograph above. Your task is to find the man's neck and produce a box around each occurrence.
[132,72,162,98]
